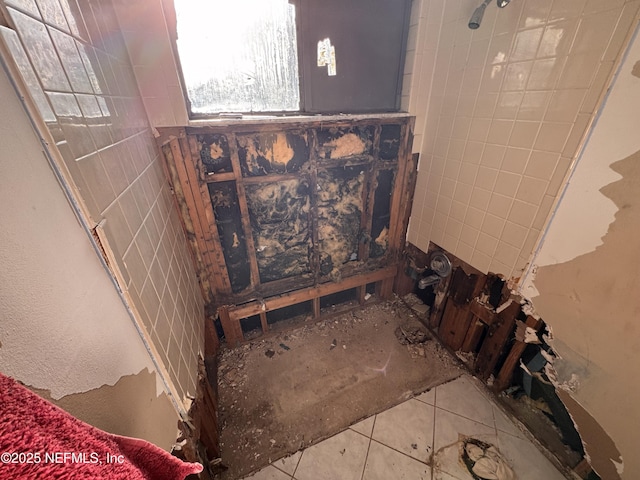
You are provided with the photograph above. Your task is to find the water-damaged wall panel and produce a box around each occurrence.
[246,179,311,282]
[237,131,309,176]
[317,166,366,276]
[159,115,414,319]
[379,124,401,161]
[317,126,374,160]
[370,169,395,258]
[207,181,251,292]
[198,134,232,174]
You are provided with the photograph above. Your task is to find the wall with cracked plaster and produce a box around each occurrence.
[521,26,640,480]
[0,64,178,450]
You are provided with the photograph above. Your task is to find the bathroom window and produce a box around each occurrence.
[174,0,411,116]
[175,0,299,114]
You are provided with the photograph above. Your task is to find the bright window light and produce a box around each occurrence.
[175,0,300,114]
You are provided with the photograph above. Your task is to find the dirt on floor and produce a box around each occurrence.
[214,295,464,479]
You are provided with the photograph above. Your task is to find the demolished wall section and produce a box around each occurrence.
[521,26,640,480]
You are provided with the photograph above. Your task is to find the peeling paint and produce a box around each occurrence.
[521,35,640,476]
[29,369,179,451]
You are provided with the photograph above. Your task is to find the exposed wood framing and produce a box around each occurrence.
[494,315,543,391]
[227,133,261,289]
[157,115,415,342]
[474,298,520,380]
[220,266,397,346]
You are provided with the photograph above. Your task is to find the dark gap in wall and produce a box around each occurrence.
[366,282,376,294]
[207,181,251,292]
[266,301,313,325]
[370,169,395,258]
[320,288,357,309]
[240,315,262,335]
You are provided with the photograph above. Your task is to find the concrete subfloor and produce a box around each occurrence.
[215,295,571,480]
[216,296,464,479]
[242,375,570,480]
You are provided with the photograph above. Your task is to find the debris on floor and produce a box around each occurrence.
[215,297,463,479]
[402,293,431,320]
[461,438,516,480]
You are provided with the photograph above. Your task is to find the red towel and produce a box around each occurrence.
[0,371,203,479]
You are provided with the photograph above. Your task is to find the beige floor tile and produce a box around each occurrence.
[497,431,567,480]
[242,465,292,480]
[436,376,496,428]
[272,451,301,476]
[415,386,436,405]
[372,398,435,462]
[362,440,431,480]
[294,429,369,480]
[350,415,375,437]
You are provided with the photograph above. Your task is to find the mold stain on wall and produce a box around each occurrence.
[531,149,640,479]
[317,126,374,160]
[237,132,309,176]
[246,179,311,282]
[199,134,232,174]
[317,166,365,277]
[207,181,251,292]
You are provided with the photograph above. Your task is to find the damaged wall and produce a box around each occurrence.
[0,64,178,450]
[521,27,640,480]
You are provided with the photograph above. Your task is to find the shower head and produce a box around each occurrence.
[468,0,491,29]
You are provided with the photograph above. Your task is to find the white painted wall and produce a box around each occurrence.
[0,63,159,400]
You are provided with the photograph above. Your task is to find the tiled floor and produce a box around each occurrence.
[242,374,568,480]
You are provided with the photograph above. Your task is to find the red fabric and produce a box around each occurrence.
[0,372,203,479]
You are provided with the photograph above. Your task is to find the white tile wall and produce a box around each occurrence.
[405,0,640,278]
